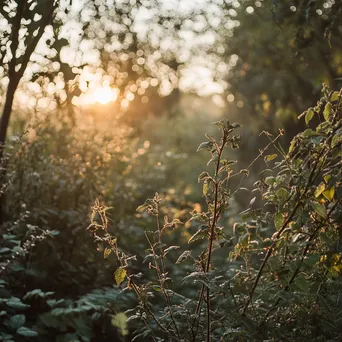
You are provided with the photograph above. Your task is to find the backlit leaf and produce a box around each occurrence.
[305,109,314,125]
[331,91,339,101]
[265,154,277,161]
[323,188,334,201]
[315,183,326,198]
[274,212,283,230]
[203,180,209,196]
[197,141,213,152]
[114,268,127,286]
[323,102,332,121]
[104,248,112,259]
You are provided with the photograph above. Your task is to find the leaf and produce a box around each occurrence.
[6,298,29,310]
[331,134,341,148]
[176,250,192,264]
[305,109,314,125]
[323,102,332,121]
[114,268,127,286]
[136,204,147,212]
[0,247,11,253]
[315,183,326,198]
[188,227,208,243]
[202,180,209,196]
[323,188,334,201]
[249,197,256,206]
[197,141,213,152]
[264,154,277,161]
[264,176,276,186]
[111,312,128,336]
[104,248,112,259]
[302,129,319,137]
[276,188,289,199]
[331,91,339,101]
[207,153,219,166]
[311,202,327,219]
[16,327,38,337]
[274,212,283,230]
[164,246,180,254]
[9,315,25,329]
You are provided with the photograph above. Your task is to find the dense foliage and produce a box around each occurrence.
[89,87,342,341]
[0,0,341,341]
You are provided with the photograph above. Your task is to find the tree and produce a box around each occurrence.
[0,0,61,158]
[219,0,342,132]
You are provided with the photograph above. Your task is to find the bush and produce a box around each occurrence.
[89,86,342,341]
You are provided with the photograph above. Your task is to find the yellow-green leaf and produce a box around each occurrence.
[331,134,341,148]
[305,109,314,125]
[324,175,331,183]
[202,180,209,196]
[111,313,128,336]
[114,268,127,286]
[265,154,277,161]
[274,212,283,230]
[311,202,327,219]
[331,91,339,101]
[104,248,112,259]
[315,183,326,198]
[323,102,332,121]
[323,188,334,201]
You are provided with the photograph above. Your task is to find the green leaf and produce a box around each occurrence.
[164,245,180,254]
[323,102,332,121]
[16,327,38,337]
[276,188,289,199]
[311,202,327,219]
[302,129,319,137]
[188,227,208,243]
[176,250,192,264]
[264,154,277,161]
[264,176,276,186]
[197,141,213,152]
[6,298,29,310]
[323,188,334,201]
[9,315,25,329]
[305,109,314,125]
[315,183,326,198]
[274,212,283,230]
[114,268,127,286]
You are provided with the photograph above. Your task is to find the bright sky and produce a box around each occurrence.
[1,0,237,110]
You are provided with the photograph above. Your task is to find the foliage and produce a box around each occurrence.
[220,0,342,131]
[90,87,342,341]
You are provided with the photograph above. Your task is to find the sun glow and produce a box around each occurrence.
[75,86,119,105]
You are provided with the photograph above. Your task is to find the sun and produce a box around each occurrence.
[92,86,119,104]
[75,86,119,105]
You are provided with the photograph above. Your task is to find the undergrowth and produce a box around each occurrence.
[89,86,342,341]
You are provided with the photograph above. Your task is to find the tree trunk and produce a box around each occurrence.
[0,77,20,159]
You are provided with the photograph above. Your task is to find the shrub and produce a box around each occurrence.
[89,86,342,341]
